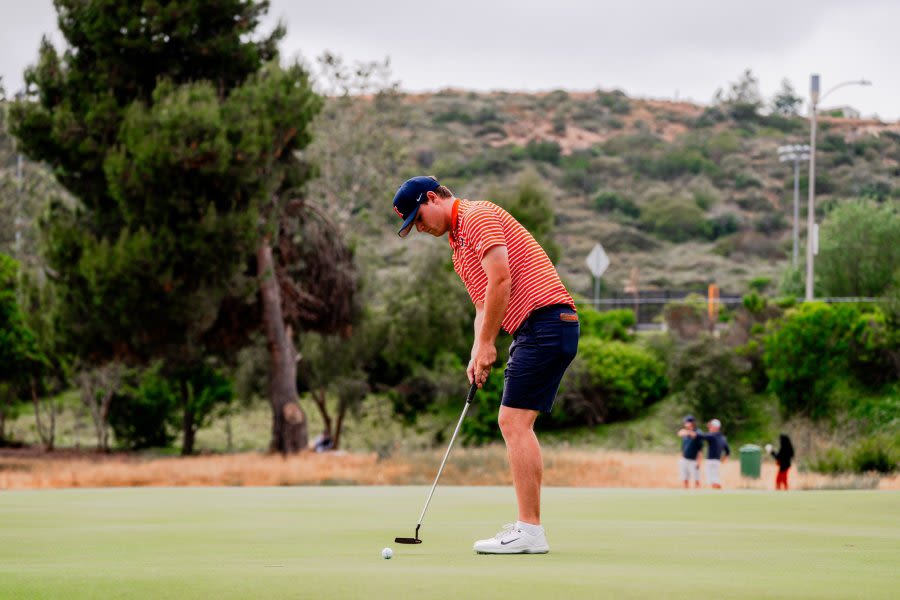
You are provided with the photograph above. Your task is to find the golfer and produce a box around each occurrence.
[391,176,579,554]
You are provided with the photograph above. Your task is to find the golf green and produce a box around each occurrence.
[1,487,897,599]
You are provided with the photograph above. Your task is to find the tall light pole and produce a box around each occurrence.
[777,144,810,268]
[805,75,872,301]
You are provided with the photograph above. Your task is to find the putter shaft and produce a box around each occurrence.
[402,383,477,542]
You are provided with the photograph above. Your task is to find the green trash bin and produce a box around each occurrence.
[740,444,762,479]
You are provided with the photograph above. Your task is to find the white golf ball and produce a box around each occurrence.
[381,547,393,560]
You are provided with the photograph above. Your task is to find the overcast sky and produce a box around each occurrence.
[1,0,897,120]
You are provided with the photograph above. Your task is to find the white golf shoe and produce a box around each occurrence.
[473,524,550,554]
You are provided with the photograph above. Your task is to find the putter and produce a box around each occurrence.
[395,382,478,544]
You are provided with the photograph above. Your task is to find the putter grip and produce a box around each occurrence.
[466,382,478,404]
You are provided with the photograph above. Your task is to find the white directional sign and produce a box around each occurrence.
[585,243,610,278]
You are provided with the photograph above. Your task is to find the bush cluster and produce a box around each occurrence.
[763,302,898,419]
[808,434,900,474]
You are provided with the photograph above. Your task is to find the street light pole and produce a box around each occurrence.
[793,158,800,265]
[805,75,819,301]
[804,75,872,301]
[778,144,810,268]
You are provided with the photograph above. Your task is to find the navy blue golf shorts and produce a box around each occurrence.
[502,304,580,413]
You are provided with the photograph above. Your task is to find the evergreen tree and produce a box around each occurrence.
[714,69,762,121]
[771,78,803,117]
[10,1,355,454]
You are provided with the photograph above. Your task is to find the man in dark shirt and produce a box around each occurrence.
[697,418,730,489]
[676,415,703,488]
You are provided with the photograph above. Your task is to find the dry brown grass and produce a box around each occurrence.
[2,446,897,491]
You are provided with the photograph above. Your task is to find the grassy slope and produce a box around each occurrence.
[381,91,900,296]
[1,487,898,599]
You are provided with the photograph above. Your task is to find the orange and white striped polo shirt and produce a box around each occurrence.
[448,199,575,335]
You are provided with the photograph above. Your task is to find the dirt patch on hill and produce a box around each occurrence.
[494,96,699,153]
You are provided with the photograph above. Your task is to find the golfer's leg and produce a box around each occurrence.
[498,405,541,524]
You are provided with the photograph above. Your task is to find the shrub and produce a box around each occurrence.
[579,309,636,342]
[560,150,605,196]
[695,106,726,127]
[525,140,561,164]
[602,228,661,252]
[109,365,178,449]
[734,172,763,190]
[640,196,710,242]
[753,212,787,234]
[758,113,804,133]
[816,199,900,297]
[702,131,741,162]
[789,172,834,195]
[633,147,719,181]
[808,447,850,474]
[692,187,719,211]
[603,133,662,156]
[763,302,859,419]
[593,190,640,218]
[848,309,899,387]
[596,90,630,115]
[859,180,892,202]
[748,277,771,294]
[706,213,741,240]
[808,434,900,474]
[558,339,668,425]
[551,113,567,135]
[474,122,506,138]
[668,337,756,434]
[433,107,472,125]
[735,195,772,212]
[850,435,899,474]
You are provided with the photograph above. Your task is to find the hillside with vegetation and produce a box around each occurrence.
[357,74,900,298]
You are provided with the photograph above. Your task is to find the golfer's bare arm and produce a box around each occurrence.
[468,245,510,386]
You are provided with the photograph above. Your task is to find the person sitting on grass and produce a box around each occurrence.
[765,434,794,491]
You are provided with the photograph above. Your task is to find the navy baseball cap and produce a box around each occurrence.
[392,176,440,237]
[683,414,696,423]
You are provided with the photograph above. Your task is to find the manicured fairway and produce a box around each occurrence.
[1,487,898,599]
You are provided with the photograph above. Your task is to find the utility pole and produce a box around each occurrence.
[805,75,819,302]
[15,153,23,257]
[805,75,871,301]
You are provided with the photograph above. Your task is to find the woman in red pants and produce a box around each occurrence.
[766,434,795,490]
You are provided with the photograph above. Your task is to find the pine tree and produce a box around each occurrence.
[10,1,355,454]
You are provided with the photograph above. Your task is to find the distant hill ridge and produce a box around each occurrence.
[370,88,900,296]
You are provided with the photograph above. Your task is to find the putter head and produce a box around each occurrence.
[394,537,422,544]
